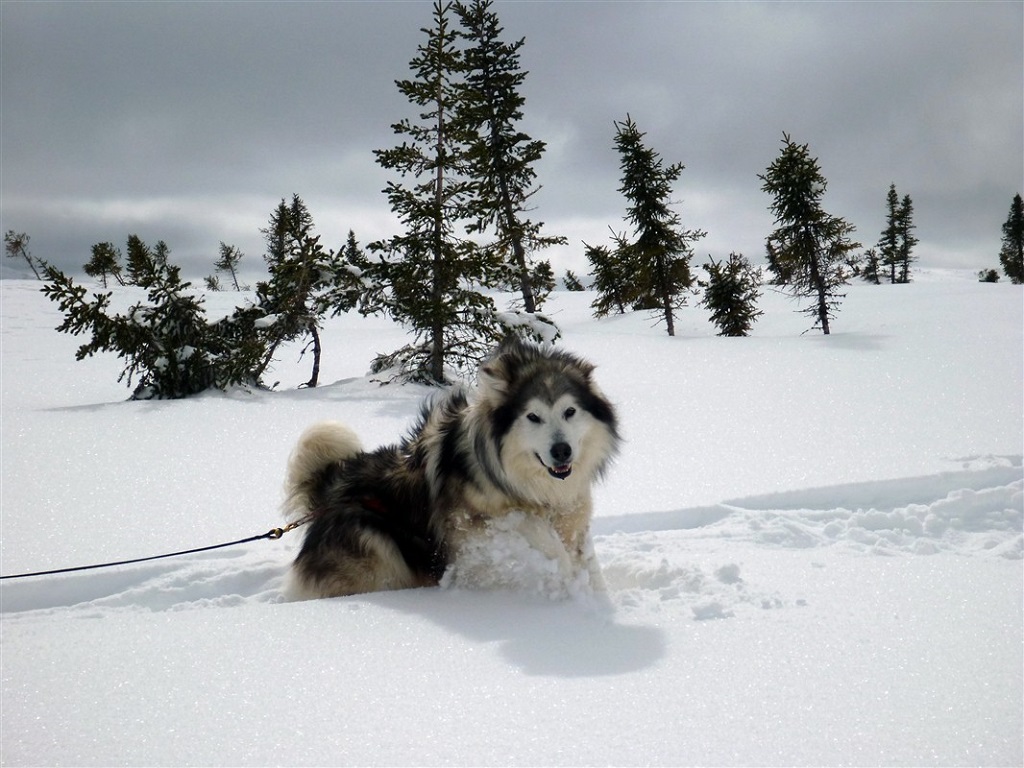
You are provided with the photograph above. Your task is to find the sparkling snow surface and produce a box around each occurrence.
[2,273,1021,766]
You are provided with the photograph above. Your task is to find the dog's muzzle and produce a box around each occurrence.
[539,442,573,479]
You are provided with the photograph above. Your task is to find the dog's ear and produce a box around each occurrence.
[551,346,596,382]
[566,353,595,381]
[478,359,506,394]
[478,336,540,393]
[479,338,520,393]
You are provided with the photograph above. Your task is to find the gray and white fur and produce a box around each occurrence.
[281,338,620,600]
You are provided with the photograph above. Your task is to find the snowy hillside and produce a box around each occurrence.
[2,273,1021,766]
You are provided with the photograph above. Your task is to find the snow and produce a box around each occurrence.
[440,510,602,601]
[2,272,1022,766]
[253,313,280,329]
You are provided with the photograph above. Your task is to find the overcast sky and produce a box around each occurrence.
[2,0,1021,281]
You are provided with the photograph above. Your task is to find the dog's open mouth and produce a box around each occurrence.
[538,454,573,479]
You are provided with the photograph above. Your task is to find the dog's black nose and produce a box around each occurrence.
[550,442,572,464]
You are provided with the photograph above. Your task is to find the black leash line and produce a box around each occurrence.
[0,519,310,581]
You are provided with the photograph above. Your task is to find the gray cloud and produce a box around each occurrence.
[2,0,1021,280]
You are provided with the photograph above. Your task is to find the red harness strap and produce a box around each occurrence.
[360,495,389,516]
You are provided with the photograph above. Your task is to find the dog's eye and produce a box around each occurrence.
[526,413,542,424]
[564,407,576,419]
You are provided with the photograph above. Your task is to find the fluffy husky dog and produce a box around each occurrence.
[282,338,619,600]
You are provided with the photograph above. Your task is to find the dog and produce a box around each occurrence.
[281,337,620,600]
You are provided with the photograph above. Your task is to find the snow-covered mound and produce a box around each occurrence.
[1,273,1021,766]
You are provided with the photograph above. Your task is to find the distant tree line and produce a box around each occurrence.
[13,0,1022,397]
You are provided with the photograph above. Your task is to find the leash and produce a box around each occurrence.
[0,518,311,581]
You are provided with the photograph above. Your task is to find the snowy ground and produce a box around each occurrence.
[1,272,1021,766]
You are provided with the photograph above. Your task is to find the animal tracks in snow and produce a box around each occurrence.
[3,458,1019,622]
[595,456,1023,619]
[596,455,1022,558]
[0,552,290,617]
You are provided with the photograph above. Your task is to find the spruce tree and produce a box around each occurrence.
[895,193,918,283]
[262,196,314,269]
[999,193,1024,284]
[255,196,359,388]
[876,185,917,284]
[586,240,632,316]
[563,269,585,291]
[41,248,269,399]
[530,259,555,303]
[328,229,370,309]
[3,231,43,279]
[877,183,901,284]
[342,229,368,271]
[214,242,244,291]
[152,241,171,270]
[84,242,124,288]
[455,0,565,313]
[610,115,705,336]
[759,133,860,335]
[860,247,881,285]
[700,253,763,337]
[124,234,157,287]
[370,1,552,384]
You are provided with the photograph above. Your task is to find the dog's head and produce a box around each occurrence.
[477,338,619,500]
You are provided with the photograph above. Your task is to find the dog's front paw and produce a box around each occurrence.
[441,512,596,599]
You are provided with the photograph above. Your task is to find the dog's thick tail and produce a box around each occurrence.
[282,421,363,522]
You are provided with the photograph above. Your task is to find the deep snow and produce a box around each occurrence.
[1,272,1021,766]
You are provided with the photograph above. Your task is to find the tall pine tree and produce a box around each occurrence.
[759,133,860,335]
[877,183,901,284]
[876,184,918,284]
[896,193,918,283]
[455,0,565,313]
[370,0,550,384]
[609,115,705,336]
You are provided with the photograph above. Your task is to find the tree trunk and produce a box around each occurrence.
[430,65,447,385]
[507,212,535,313]
[15,246,41,280]
[497,172,536,313]
[662,292,675,336]
[809,253,831,335]
[304,324,321,388]
[656,251,675,336]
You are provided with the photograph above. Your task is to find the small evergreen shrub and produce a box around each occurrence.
[700,253,764,337]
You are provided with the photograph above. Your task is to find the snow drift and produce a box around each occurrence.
[1,272,1021,766]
